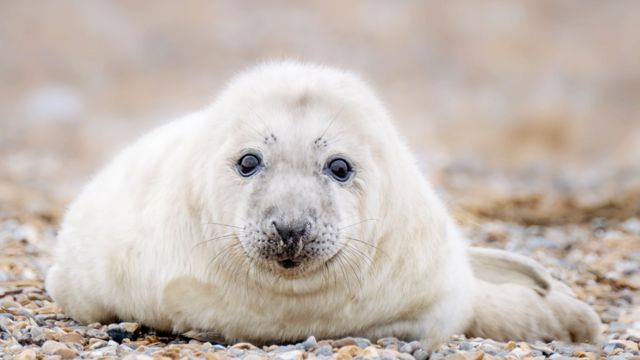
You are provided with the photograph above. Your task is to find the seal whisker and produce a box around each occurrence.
[192,233,242,249]
[334,254,354,295]
[316,105,345,142]
[338,218,378,231]
[342,242,374,265]
[342,236,390,260]
[202,222,244,229]
[336,248,363,291]
[206,242,243,272]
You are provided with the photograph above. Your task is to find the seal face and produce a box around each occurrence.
[227,110,360,276]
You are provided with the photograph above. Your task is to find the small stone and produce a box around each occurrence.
[398,353,416,360]
[275,349,303,360]
[42,340,78,359]
[59,331,85,345]
[89,339,108,349]
[572,351,597,360]
[0,299,20,308]
[107,326,135,343]
[28,326,46,343]
[315,345,333,356]
[87,328,109,339]
[604,341,627,353]
[243,354,266,360]
[7,344,23,353]
[460,342,474,351]
[408,341,423,352]
[607,356,629,360]
[362,346,379,357]
[377,337,399,350]
[228,347,244,356]
[530,343,554,356]
[621,340,639,351]
[354,337,371,349]
[116,343,134,356]
[480,343,500,355]
[381,349,401,360]
[121,322,141,334]
[16,349,37,360]
[414,349,430,360]
[512,347,532,358]
[122,355,153,360]
[231,342,258,350]
[300,335,317,350]
[334,337,357,347]
[400,342,414,353]
[337,345,361,357]
[0,313,15,320]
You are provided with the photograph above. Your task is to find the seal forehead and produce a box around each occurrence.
[219,61,385,132]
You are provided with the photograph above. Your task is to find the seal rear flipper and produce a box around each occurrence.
[466,248,601,344]
[468,247,551,296]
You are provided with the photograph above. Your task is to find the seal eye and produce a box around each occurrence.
[325,158,352,182]
[237,153,262,177]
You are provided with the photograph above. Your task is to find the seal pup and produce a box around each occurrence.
[46,61,601,349]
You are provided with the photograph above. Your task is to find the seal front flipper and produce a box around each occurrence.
[466,247,601,343]
[163,277,227,343]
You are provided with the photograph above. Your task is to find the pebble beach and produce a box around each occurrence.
[1,2,639,359]
[1,173,639,359]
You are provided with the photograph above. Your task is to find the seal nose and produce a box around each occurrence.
[272,221,308,245]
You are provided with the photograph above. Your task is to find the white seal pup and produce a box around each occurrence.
[46,61,601,349]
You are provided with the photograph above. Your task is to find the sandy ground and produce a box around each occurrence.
[1,1,639,359]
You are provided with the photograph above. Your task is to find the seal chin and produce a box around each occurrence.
[259,256,326,278]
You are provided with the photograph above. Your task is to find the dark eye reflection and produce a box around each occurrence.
[325,158,352,182]
[237,153,262,177]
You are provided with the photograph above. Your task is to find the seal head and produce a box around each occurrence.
[207,63,392,279]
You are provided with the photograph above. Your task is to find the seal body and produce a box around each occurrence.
[46,61,600,348]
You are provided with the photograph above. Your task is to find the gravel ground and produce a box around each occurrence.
[2,3,640,358]
[1,197,638,359]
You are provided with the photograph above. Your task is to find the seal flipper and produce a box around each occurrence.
[466,247,601,343]
[468,247,551,296]
[163,277,229,343]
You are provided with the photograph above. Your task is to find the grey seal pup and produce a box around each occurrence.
[46,61,601,349]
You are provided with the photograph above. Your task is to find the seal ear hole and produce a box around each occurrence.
[236,152,262,177]
[324,157,353,183]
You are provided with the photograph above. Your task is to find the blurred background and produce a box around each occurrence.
[1,0,639,223]
[1,2,639,347]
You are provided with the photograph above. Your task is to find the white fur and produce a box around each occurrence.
[46,61,600,349]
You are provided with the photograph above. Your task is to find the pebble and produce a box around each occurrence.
[120,322,141,334]
[414,349,430,360]
[299,335,317,350]
[86,328,109,339]
[41,340,78,359]
[604,341,627,353]
[59,331,85,344]
[337,345,360,357]
[16,349,37,360]
[334,337,358,347]
[315,345,333,356]
[275,349,303,360]
[354,337,371,348]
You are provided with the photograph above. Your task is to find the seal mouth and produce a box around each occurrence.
[277,259,301,269]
